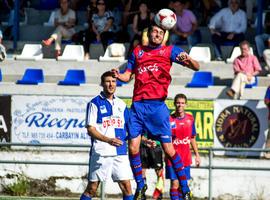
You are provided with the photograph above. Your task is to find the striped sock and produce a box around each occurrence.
[80,194,91,200]
[178,189,183,200]
[129,152,144,189]
[170,188,180,200]
[170,153,190,194]
[123,194,134,200]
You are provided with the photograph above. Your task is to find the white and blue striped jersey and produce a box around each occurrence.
[85,92,129,156]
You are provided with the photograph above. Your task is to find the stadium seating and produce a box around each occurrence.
[15,44,43,60]
[57,45,84,61]
[245,76,258,88]
[58,69,86,86]
[186,71,214,87]
[0,69,2,82]
[226,46,254,63]
[16,68,44,85]
[99,43,126,62]
[189,46,211,62]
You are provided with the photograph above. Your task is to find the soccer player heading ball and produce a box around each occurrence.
[112,14,200,200]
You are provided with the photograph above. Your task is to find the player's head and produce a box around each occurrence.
[101,71,117,97]
[147,22,166,46]
[174,93,187,114]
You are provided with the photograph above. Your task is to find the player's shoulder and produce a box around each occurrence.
[185,113,194,120]
[114,96,127,108]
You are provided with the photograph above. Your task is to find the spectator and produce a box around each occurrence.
[72,0,97,59]
[91,0,115,50]
[208,0,247,60]
[42,0,76,58]
[245,0,256,26]
[264,86,270,159]
[255,12,270,61]
[200,0,221,25]
[0,29,7,62]
[263,48,270,72]
[169,0,201,49]
[226,40,261,99]
[166,93,201,200]
[130,1,154,51]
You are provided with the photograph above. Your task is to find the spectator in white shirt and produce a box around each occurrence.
[208,0,247,60]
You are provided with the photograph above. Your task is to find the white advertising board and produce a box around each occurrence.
[12,95,91,146]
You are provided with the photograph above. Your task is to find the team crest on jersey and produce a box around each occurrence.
[170,121,176,128]
[159,49,166,56]
[100,105,107,114]
[138,50,144,58]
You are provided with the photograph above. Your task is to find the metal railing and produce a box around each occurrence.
[0,143,270,200]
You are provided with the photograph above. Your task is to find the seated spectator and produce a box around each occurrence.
[91,0,115,50]
[201,0,221,25]
[255,12,270,61]
[245,0,256,26]
[42,0,76,58]
[130,1,154,49]
[226,41,261,99]
[72,0,97,59]
[169,0,201,50]
[110,0,129,43]
[264,85,270,159]
[0,29,6,62]
[208,0,247,60]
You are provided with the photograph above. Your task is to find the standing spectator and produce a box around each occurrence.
[245,0,256,26]
[91,0,115,50]
[265,86,270,159]
[226,40,262,99]
[169,0,201,50]
[130,1,154,52]
[111,22,200,200]
[166,93,201,200]
[208,0,247,60]
[255,12,270,61]
[80,71,134,200]
[42,0,76,58]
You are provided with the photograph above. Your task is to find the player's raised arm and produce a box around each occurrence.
[177,52,200,71]
[111,68,132,82]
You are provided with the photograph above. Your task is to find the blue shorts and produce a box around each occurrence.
[128,100,172,143]
[165,165,191,180]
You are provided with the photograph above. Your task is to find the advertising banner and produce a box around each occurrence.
[12,95,90,145]
[214,100,268,157]
[123,98,214,148]
[0,96,11,143]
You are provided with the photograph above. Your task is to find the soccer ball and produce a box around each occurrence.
[154,8,177,30]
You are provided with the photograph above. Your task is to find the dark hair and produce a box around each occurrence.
[239,40,250,48]
[174,93,187,104]
[101,71,115,83]
[147,21,166,34]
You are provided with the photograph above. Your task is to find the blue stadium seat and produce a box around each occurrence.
[16,69,44,85]
[186,71,214,88]
[58,69,86,85]
[0,69,2,82]
[245,76,258,88]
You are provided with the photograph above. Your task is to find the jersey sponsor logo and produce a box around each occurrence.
[215,105,259,148]
[100,105,107,114]
[137,63,159,74]
[173,136,190,145]
[102,116,124,128]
